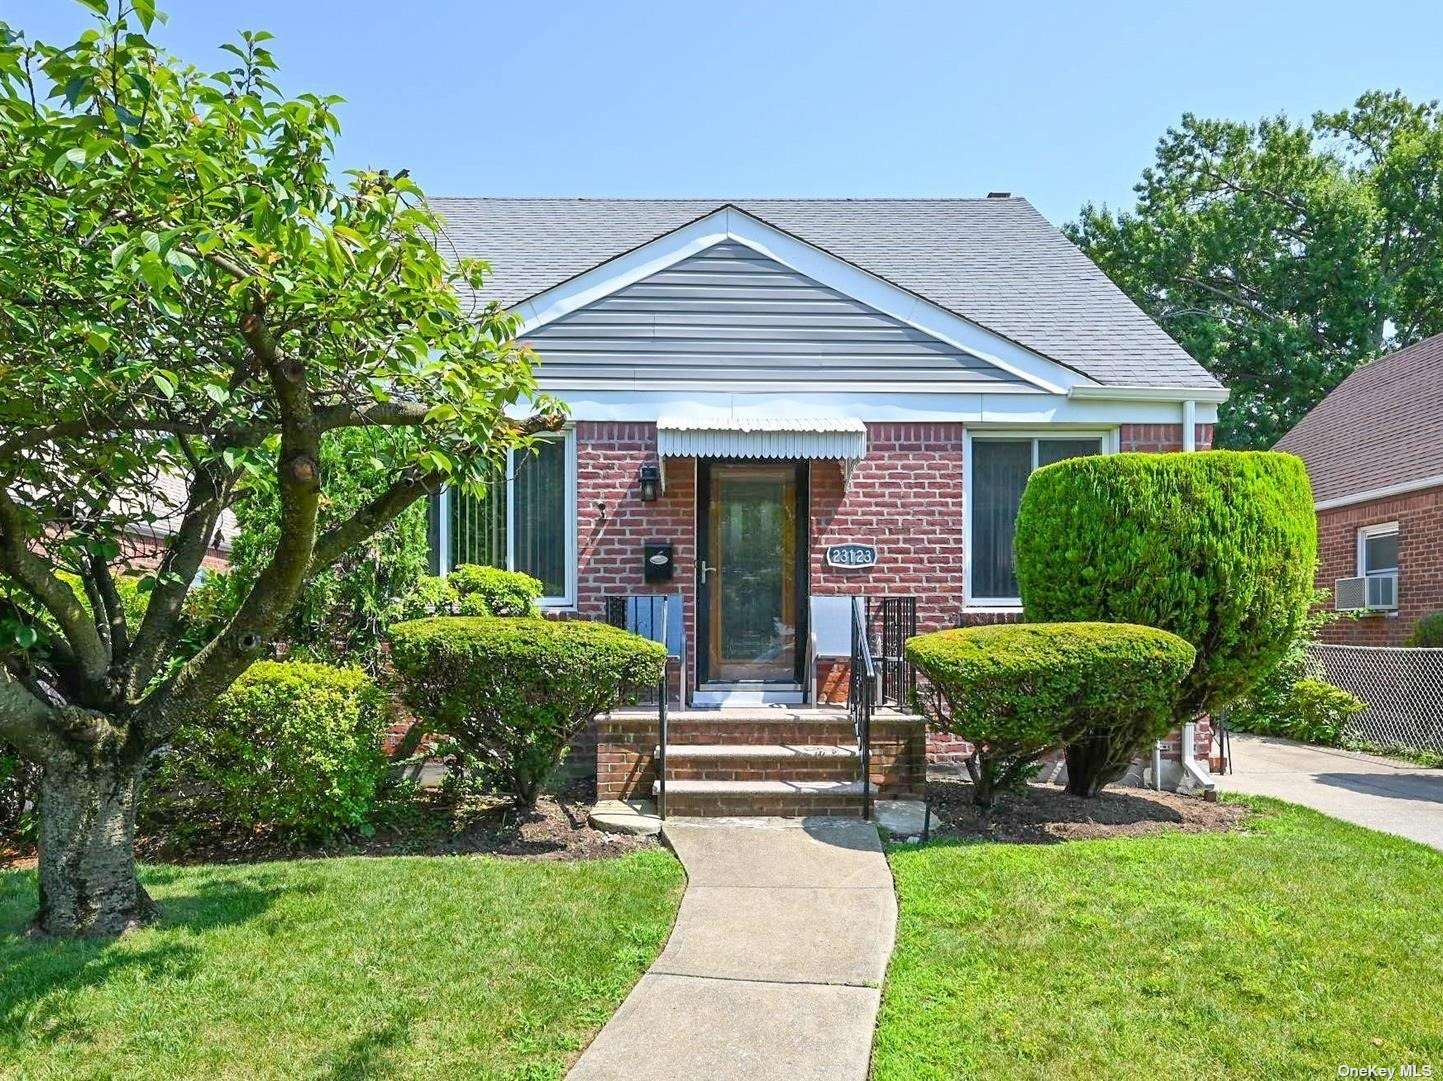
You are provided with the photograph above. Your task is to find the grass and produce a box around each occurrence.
[873,797,1443,1080]
[1,850,683,1080]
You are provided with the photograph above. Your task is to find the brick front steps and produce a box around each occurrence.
[599,706,925,817]
[657,779,868,817]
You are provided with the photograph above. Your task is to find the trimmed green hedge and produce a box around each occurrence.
[1016,450,1316,722]
[390,564,543,622]
[145,661,391,841]
[905,622,1195,805]
[390,617,668,807]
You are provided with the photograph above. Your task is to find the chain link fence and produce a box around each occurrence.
[1307,644,1443,756]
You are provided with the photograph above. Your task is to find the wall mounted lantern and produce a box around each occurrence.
[638,462,662,502]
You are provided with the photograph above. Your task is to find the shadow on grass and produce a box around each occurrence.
[0,867,299,1043]
[312,1014,415,1081]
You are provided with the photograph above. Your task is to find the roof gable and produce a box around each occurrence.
[432,196,1223,392]
[1277,333,1443,505]
[521,238,1033,392]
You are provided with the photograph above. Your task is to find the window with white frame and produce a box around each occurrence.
[440,431,577,606]
[968,434,1105,604]
[1357,522,1399,580]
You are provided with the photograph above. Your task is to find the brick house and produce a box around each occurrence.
[424,198,1226,810]
[1276,333,1443,645]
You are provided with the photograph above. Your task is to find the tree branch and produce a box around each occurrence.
[125,462,231,697]
[0,488,109,687]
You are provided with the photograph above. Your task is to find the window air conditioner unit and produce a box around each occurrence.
[1335,573,1398,612]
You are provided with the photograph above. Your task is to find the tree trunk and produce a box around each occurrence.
[1063,738,1127,799]
[35,752,155,937]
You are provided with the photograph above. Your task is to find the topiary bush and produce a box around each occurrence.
[144,661,391,842]
[1407,612,1443,647]
[905,622,1195,806]
[1016,451,1317,727]
[390,617,667,808]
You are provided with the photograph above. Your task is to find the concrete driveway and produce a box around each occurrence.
[1217,733,1443,851]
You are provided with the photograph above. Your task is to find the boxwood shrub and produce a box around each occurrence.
[905,622,1195,805]
[390,617,668,807]
[1016,451,1316,724]
[390,564,543,621]
[145,661,391,841]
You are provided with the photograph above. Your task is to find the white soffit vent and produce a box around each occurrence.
[656,415,867,460]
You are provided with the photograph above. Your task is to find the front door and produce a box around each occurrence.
[698,461,808,684]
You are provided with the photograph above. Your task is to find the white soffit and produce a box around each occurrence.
[656,415,867,460]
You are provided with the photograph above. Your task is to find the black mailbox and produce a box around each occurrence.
[643,542,674,582]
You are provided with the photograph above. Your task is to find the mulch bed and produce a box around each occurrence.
[924,776,1248,844]
[0,781,654,872]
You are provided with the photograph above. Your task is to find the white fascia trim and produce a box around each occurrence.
[1315,474,1443,511]
[512,205,1094,397]
[1068,384,1230,404]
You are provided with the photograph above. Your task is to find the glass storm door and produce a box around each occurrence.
[699,462,805,684]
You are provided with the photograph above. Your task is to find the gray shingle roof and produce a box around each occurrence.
[429,197,1221,391]
[1276,333,1443,504]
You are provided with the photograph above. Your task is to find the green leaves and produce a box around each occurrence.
[1069,91,1443,449]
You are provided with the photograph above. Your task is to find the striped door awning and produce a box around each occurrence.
[655,415,867,460]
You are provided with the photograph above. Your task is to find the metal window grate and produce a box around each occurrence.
[1307,643,1443,755]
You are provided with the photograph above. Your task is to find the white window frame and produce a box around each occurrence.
[438,428,578,610]
[963,428,1116,611]
[1356,521,1399,578]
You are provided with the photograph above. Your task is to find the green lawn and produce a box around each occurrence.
[874,797,1443,1080]
[1,851,683,1081]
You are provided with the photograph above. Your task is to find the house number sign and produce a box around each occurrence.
[825,543,878,569]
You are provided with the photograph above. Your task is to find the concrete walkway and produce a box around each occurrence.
[567,818,895,1081]
[1217,733,1443,851]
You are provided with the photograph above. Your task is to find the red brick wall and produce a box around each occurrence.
[810,423,966,636]
[1118,422,1216,452]
[1315,485,1443,645]
[574,422,697,691]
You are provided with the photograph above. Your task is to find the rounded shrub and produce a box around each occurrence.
[905,622,1194,805]
[390,617,668,808]
[390,565,543,621]
[1227,675,1364,745]
[1015,450,1316,723]
[1407,612,1443,648]
[446,564,543,617]
[144,661,391,842]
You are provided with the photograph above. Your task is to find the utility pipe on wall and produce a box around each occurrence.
[1180,720,1217,800]
[1182,400,1197,451]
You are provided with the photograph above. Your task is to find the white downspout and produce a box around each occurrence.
[1182,400,1197,451]
[1180,721,1217,800]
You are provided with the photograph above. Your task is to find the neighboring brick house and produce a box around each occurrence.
[1276,333,1443,645]
[421,198,1227,804]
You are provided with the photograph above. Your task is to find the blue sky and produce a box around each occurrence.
[10,1,1443,226]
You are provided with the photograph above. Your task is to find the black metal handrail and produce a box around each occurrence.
[875,596,917,709]
[656,595,669,819]
[848,596,876,820]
